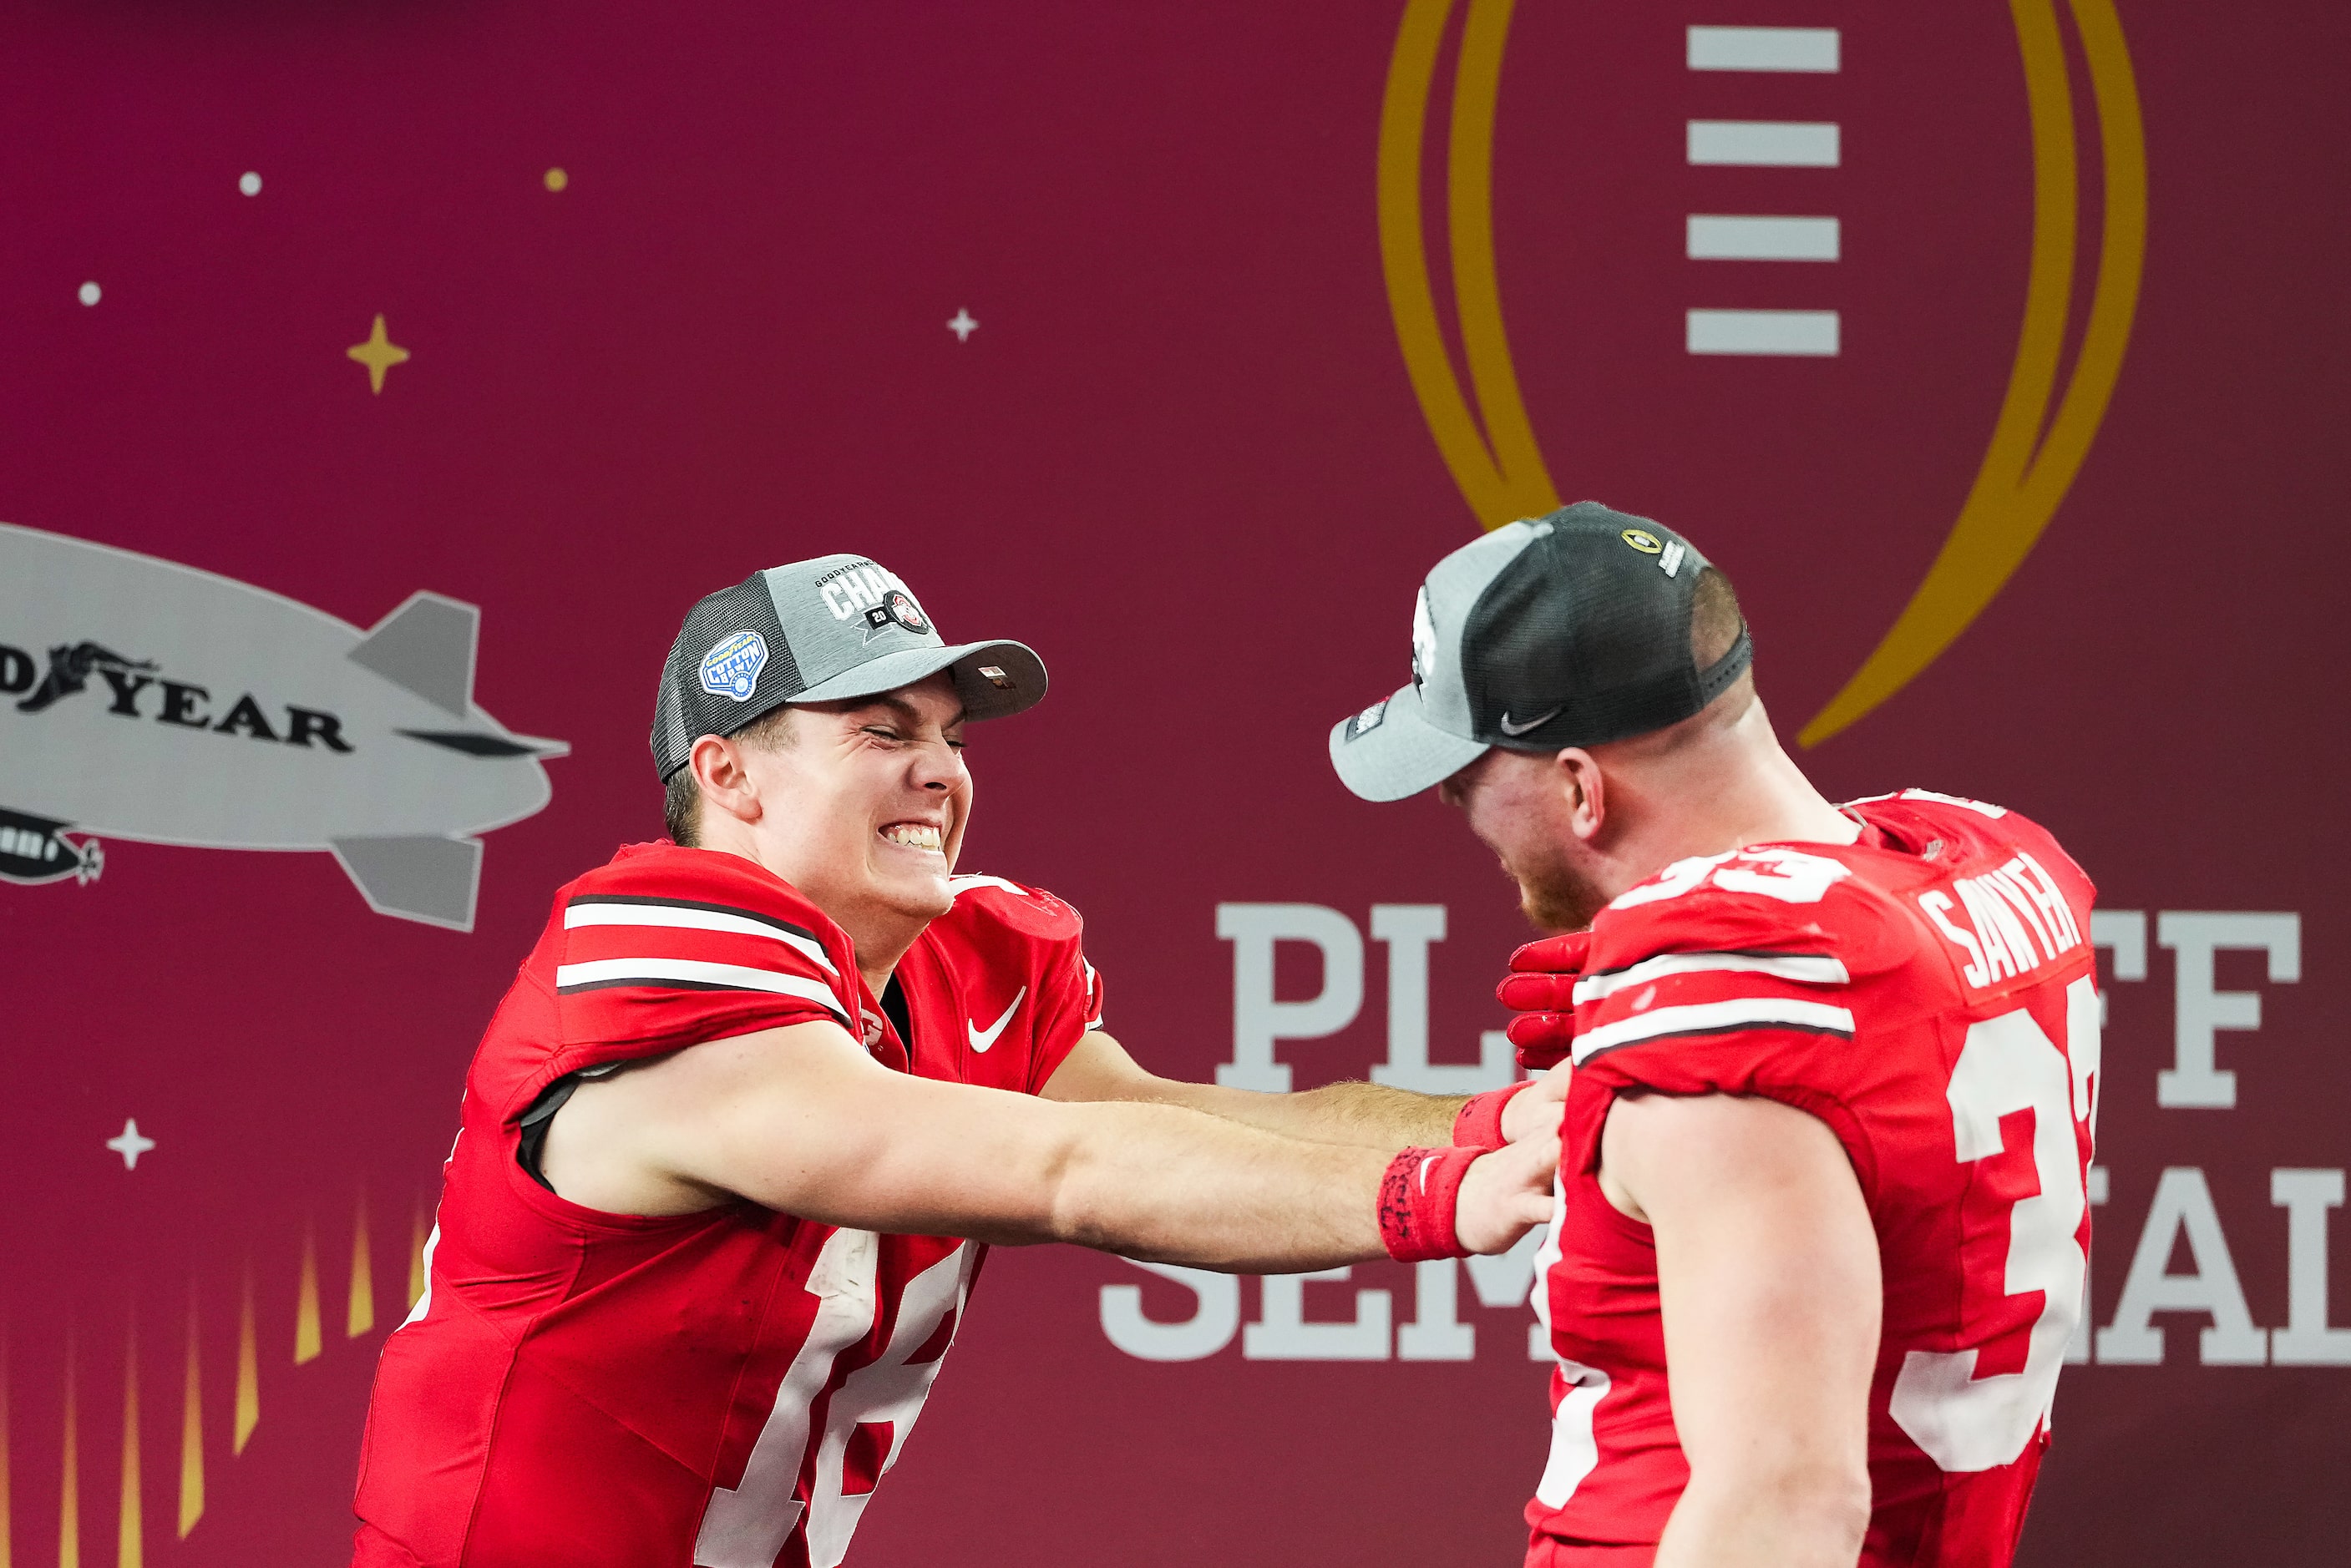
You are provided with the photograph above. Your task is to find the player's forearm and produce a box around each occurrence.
[1141,1077,1467,1151]
[669,1031,1446,1267]
[777,1092,1394,1268]
[1046,1101,1391,1271]
[1653,1469,1870,1568]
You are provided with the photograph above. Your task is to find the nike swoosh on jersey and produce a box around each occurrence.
[1497,707,1562,736]
[967,985,1028,1052]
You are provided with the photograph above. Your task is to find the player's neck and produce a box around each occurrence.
[793,896,926,1000]
[801,888,930,999]
[852,938,915,999]
[1709,713,1858,850]
[1613,704,1858,877]
[1700,767,1860,855]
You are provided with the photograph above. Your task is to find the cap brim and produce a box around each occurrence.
[1328,682,1490,802]
[790,638,1046,721]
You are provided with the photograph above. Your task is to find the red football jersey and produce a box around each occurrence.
[1527,792,2099,1568]
[352,845,1105,1568]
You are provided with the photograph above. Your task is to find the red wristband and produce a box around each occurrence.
[1378,1146,1479,1262]
[1452,1080,1535,1151]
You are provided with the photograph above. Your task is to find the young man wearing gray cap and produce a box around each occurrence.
[1332,502,2100,1568]
[352,554,1560,1568]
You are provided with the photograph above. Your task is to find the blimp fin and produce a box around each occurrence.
[330,835,482,931]
[396,728,566,759]
[350,593,479,719]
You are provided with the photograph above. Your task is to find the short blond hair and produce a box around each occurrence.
[1690,565,1744,668]
[661,704,797,847]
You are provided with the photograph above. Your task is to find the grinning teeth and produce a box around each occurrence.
[884,823,943,852]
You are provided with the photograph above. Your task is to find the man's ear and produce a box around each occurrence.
[690,735,763,827]
[1553,747,1605,842]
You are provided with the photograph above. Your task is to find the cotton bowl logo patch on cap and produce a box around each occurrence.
[699,630,769,701]
[1621,529,1664,554]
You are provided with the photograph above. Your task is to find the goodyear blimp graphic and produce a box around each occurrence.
[0,523,565,930]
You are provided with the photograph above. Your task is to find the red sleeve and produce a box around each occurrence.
[1009,887,1104,1094]
[552,847,859,1070]
[944,874,1106,1095]
[1568,847,1899,1191]
[1026,938,1107,1093]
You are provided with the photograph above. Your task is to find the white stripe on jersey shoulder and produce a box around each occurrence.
[950,873,1032,899]
[1573,996,1856,1065]
[552,959,849,1019]
[565,897,836,975]
[1845,787,2009,818]
[1080,957,1106,1031]
[1898,787,2007,817]
[1574,950,1848,1004]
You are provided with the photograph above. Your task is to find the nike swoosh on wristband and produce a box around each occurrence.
[967,985,1027,1052]
[1417,1154,1439,1192]
[1497,707,1562,736]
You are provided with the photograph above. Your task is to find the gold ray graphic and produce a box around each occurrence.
[117,1320,139,1568]
[348,1191,376,1339]
[1798,0,2146,743]
[232,1268,257,1457]
[176,1287,201,1540]
[408,1199,428,1311]
[1,1323,13,1568]
[294,1227,322,1367]
[1378,0,1559,527]
[58,1331,77,1568]
[1378,0,2146,744]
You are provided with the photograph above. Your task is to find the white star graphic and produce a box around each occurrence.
[947,308,978,341]
[106,1118,156,1171]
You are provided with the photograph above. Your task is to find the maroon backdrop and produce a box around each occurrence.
[3,3,2344,1564]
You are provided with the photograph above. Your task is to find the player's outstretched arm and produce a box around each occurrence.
[540,1021,1558,1272]
[1604,1092,1878,1568]
[1041,1028,1570,1152]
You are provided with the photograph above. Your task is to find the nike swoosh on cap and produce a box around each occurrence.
[1497,707,1562,736]
[967,985,1028,1052]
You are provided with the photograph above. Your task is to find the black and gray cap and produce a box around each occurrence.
[652,554,1046,781]
[1330,501,1751,802]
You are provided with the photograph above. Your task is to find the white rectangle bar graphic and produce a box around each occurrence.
[1688,120,1840,167]
[1688,26,1840,73]
[1687,215,1841,260]
[1686,310,1841,357]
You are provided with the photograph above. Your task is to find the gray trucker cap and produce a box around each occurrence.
[652,554,1046,780]
[1329,502,1751,802]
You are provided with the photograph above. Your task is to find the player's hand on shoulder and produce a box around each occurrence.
[1497,930,1588,1070]
[1454,1119,1561,1254]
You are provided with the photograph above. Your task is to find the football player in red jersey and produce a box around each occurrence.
[353,553,1563,1568]
[1330,503,2099,1568]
